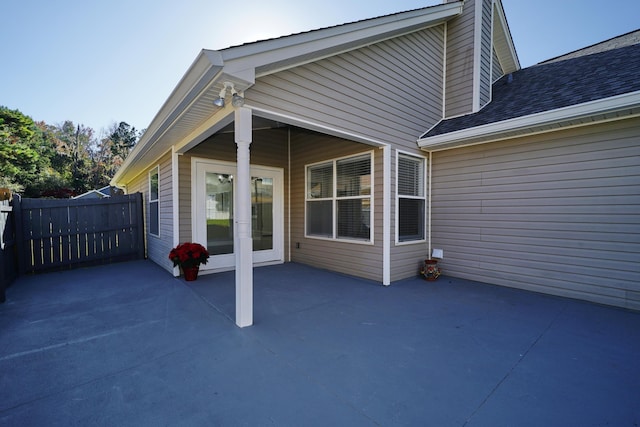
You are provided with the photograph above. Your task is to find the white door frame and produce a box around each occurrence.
[191,157,284,272]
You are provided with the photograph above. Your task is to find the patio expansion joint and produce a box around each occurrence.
[0,320,163,363]
[0,338,210,416]
[461,302,568,426]
[183,283,236,325]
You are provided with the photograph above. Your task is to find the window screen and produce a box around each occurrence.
[397,154,425,242]
[306,153,372,242]
[149,167,159,236]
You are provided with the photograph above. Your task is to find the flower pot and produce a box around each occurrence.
[423,259,441,281]
[183,266,199,281]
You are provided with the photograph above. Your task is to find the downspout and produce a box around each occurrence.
[428,151,433,257]
[287,128,292,262]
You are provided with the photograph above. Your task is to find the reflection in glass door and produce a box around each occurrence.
[206,173,234,256]
[252,177,273,251]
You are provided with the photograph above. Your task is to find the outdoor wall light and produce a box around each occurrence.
[213,89,226,107]
[231,91,245,107]
[213,82,245,108]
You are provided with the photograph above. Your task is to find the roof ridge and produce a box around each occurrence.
[538,28,640,65]
[220,3,444,51]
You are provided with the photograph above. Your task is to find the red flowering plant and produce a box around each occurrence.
[168,242,210,269]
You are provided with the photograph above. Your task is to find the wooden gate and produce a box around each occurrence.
[13,193,145,274]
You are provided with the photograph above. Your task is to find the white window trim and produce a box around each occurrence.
[395,150,427,246]
[304,151,374,245]
[149,165,160,237]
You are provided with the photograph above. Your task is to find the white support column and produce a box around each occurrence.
[234,107,253,327]
[382,145,391,286]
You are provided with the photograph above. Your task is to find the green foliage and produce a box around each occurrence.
[0,106,45,194]
[110,121,139,160]
[0,105,139,198]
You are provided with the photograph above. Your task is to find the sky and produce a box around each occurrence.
[1,0,638,135]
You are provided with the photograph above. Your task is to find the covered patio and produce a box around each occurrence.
[1,261,638,426]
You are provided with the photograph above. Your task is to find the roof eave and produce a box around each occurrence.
[418,91,640,151]
[112,50,225,185]
[112,2,465,187]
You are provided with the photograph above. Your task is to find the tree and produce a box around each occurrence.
[0,106,48,194]
[0,105,139,197]
[110,121,138,160]
[94,121,140,184]
[51,121,96,195]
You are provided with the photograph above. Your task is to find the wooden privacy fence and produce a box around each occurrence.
[13,193,145,274]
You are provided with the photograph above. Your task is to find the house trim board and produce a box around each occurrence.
[472,0,484,112]
[248,106,390,147]
[171,146,180,277]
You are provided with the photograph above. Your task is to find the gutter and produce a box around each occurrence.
[418,91,640,151]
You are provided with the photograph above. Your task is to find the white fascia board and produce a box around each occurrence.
[417,91,640,151]
[221,2,463,75]
[493,0,520,72]
[112,50,224,185]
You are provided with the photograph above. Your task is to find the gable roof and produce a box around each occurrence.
[112,2,465,186]
[419,33,640,150]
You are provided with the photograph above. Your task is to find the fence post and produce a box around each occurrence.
[0,197,10,302]
[12,194,26,276]
[135,192,145,260]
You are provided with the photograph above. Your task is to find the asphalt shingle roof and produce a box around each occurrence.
[423,42,640,138]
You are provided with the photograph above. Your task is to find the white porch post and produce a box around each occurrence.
[234,106,253,327]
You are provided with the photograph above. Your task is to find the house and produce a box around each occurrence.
[72,185,124,199]
[111,0,640,326]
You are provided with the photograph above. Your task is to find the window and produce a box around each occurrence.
[149,167,159,236]
[397,153,426,242]
[306,152,372,242]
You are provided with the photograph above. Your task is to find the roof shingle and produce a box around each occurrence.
[423,42,640,138]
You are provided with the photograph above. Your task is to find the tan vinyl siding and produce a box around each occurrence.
[247,26,445,148]
[391,240,429,281]
[431,118,640,310]
[445,0,476,117]
[126,151,175,272]
[289,129,383,281]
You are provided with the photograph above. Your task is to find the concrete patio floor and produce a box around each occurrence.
[1,260,638,426]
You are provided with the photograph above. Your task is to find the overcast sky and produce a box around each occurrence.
[2,0,638,134]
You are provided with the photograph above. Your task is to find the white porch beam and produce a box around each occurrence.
[234,106,253,327]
